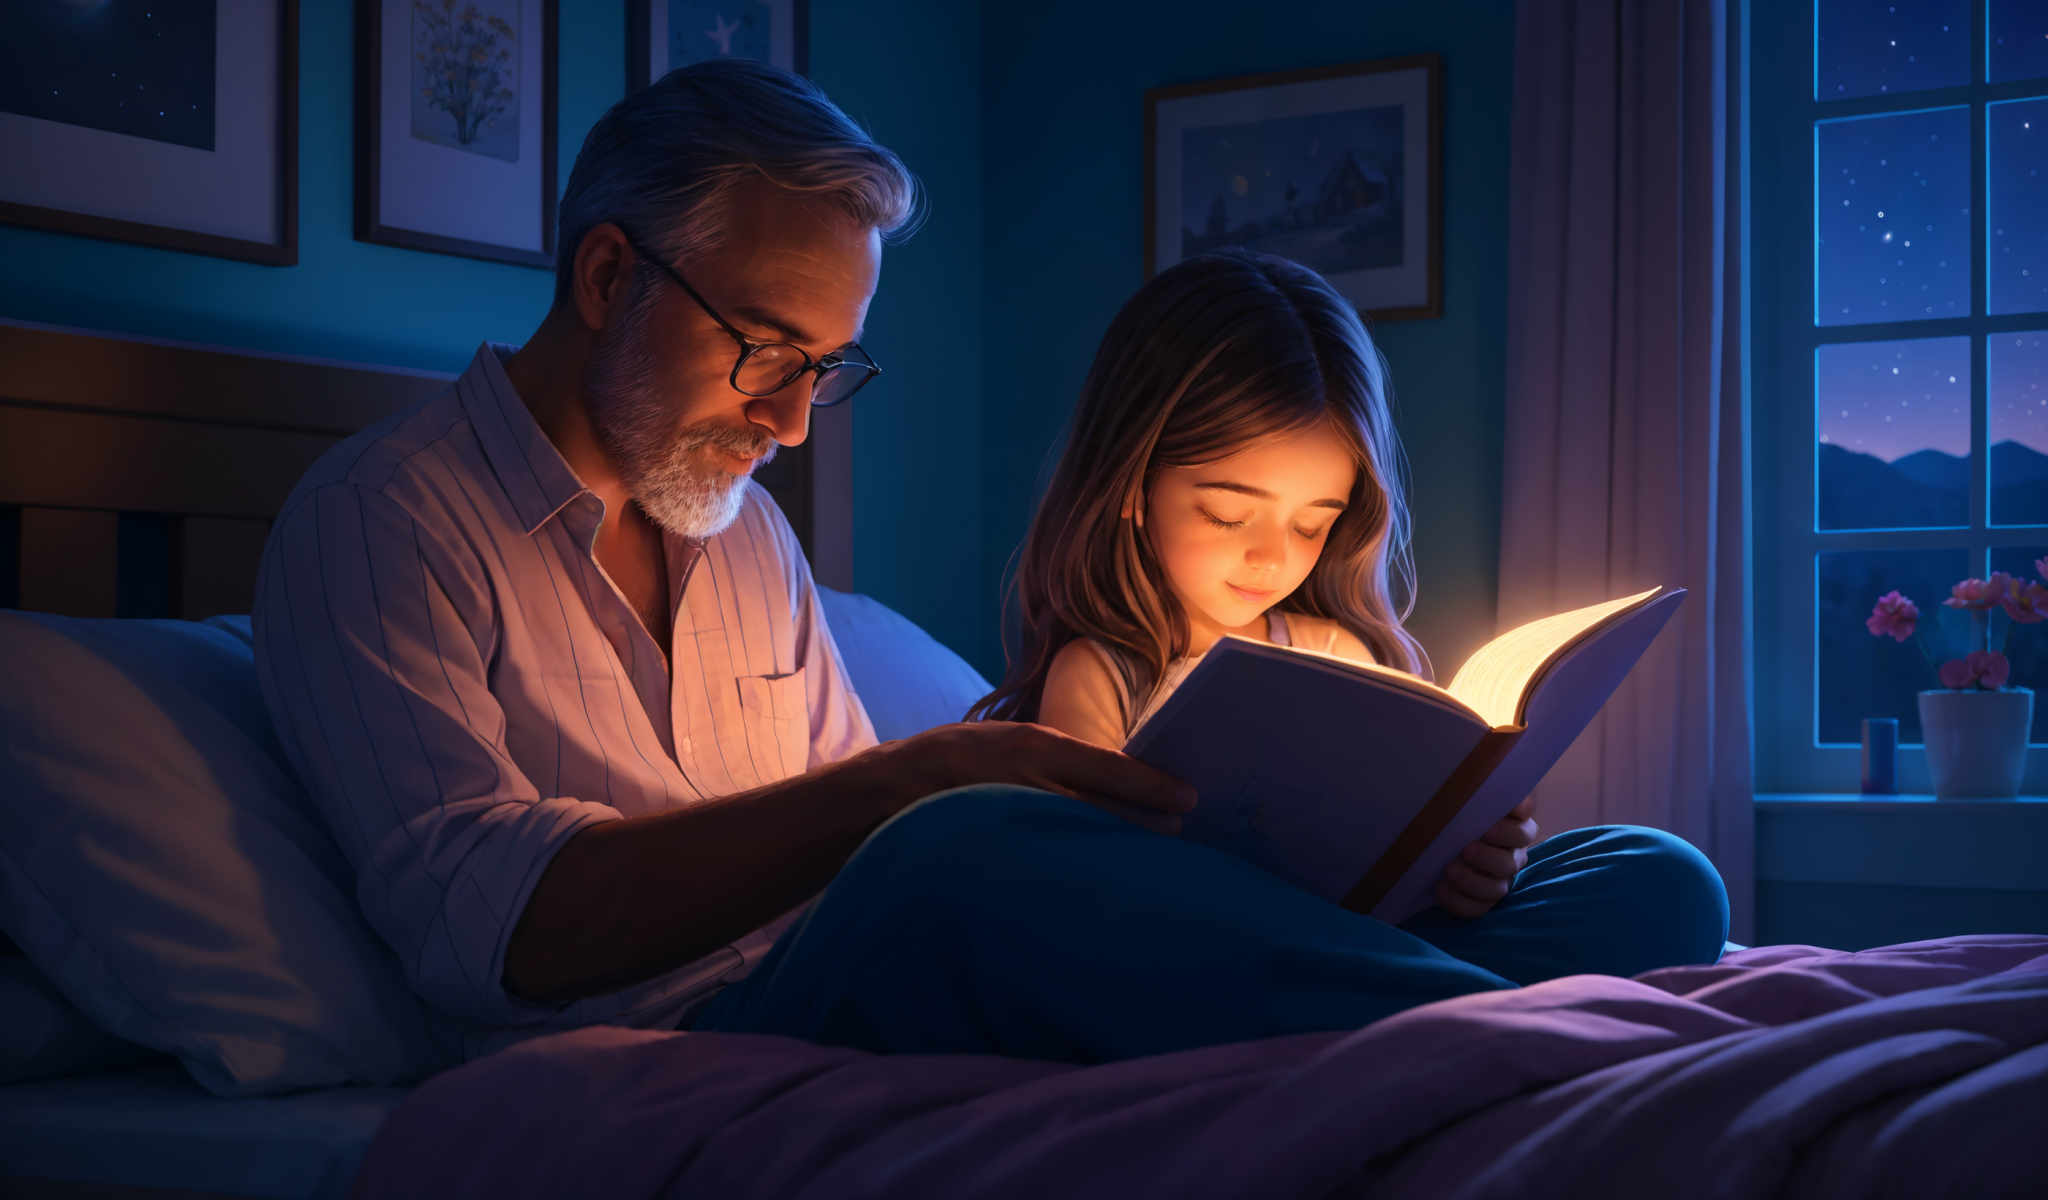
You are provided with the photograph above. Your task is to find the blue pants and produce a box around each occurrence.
[689,786,1729,1063]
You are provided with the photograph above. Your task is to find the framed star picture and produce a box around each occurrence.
[628,0,808,89]
[356,0,559,268]
[0,0,298,265]
[1146,54,1442,322]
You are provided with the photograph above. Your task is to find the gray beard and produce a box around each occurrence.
[584,275,777,540]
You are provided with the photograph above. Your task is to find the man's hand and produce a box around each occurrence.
[1432,796,1540,919]
[866,721,1198,834]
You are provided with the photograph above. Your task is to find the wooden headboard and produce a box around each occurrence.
[0,319,825,619]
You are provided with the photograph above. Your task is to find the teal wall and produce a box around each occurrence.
[811,1,986,666]
[0,0,606,372]
[975,0,1516,679]
[1,0,1511,683]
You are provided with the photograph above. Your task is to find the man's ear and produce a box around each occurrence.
[571,223,635,332]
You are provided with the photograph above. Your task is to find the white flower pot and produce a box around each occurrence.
[1916,687,2034,799]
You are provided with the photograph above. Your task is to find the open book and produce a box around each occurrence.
[1123,586,1686,924]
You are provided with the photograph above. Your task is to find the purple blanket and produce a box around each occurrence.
[353,936,2048,1198]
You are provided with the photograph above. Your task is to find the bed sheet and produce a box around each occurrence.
[355,935,2048,1200]
[0,1063,407,1199]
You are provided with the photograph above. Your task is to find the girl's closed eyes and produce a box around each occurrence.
[1142,424,1360,659]
[970,246,1429,753]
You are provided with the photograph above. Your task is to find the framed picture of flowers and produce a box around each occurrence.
[356,0,558,268]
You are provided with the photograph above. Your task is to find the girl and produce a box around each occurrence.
[971,247,1542,918]
[694,252,1727,1063]
[973,247,1424,748]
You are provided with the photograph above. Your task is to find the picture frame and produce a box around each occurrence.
[1145,54,1443,322]
[0,0,298,266]
[357,0,558,269]
[628,0,809,90]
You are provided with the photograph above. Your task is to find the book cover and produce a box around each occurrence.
[1123,586,1686,923]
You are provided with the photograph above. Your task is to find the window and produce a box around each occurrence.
[1753,0,2048,793]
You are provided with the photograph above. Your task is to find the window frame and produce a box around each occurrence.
[1752,0,2048,794]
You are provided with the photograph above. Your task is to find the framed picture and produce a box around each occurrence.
[0,0,297,266]
[1146,54,1442,322]
[357,0,557,268]
[628,0,809,89]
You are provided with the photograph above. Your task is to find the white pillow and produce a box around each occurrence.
[815,588,993,741]
[0,612,448,1095]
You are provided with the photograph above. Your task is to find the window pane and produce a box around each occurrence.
[1816,108,1970,326]
[1988,98,2048,316]
[1817,337,1971,529]
[1991,330,2048,525]
[1817,0,1969,99]
[1990,0,2048,85]
[1988,545,2048,744]
[1818,547,1971,744]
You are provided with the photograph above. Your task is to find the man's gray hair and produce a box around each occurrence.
[554,58,922,303]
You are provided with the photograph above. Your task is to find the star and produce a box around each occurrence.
[705,13,740,56]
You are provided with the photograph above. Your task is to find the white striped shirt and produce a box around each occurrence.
[253,343,876,1055]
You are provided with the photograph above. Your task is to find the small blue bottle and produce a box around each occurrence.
[1860,718,1897,794]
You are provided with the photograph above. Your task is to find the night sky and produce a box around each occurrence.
[1991,0,2048,84]
[1818,0,1969,100]
[1990,330,2048,455]
[1810,3,2047,465]
[1815,331,2045,464]
[1815,106,1971,327]
[1989,97,2048,314]
[1816,336,1971,459]
[0,1,216,152]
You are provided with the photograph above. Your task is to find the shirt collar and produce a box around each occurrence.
[455,342,593,536]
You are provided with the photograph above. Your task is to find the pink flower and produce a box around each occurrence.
[1943,574,2013,611]
[1972,651,2012,689]
[1999,579,2048,625]
[1865,590,1920,641]
[2037,555,2048,584]
[1939,651,2012,689]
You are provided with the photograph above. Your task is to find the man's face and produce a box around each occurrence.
[585,177,881,539]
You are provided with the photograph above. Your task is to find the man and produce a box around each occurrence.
[256,60,1726,1065]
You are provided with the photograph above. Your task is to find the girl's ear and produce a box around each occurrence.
[1121,490,1145,528]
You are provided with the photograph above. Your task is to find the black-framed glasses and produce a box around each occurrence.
[619,227,881,408]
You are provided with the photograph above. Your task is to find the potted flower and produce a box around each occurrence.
[1866,556,2047,798]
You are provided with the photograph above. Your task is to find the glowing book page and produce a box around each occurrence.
[1125,639,1491,903]
[1368,588,1688,923]
[1444,586,1666,729]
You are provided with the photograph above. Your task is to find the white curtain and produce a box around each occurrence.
[1501,0,1754,940]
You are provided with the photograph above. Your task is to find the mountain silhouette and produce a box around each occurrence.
[1819,440,2048,528]
[1887,448,1966,491]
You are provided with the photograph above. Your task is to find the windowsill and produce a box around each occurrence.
[1754,793,2048,892]
[1757,792,2048,812]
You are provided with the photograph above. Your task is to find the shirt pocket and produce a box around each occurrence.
[736,669,809,781]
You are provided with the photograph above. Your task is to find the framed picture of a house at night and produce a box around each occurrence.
[628,0,808,90]
[1146,54,1442,322]
[0,0,298,266]
[356,0,557,268]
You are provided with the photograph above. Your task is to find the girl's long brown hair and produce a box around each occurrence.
[968,249,1429,734]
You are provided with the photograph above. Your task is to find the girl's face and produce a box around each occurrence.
[1143,421,1359,653]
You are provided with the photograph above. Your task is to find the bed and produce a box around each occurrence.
[2,320,2045,1199]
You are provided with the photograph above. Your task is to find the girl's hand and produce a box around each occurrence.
[1432,797,1539,920]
